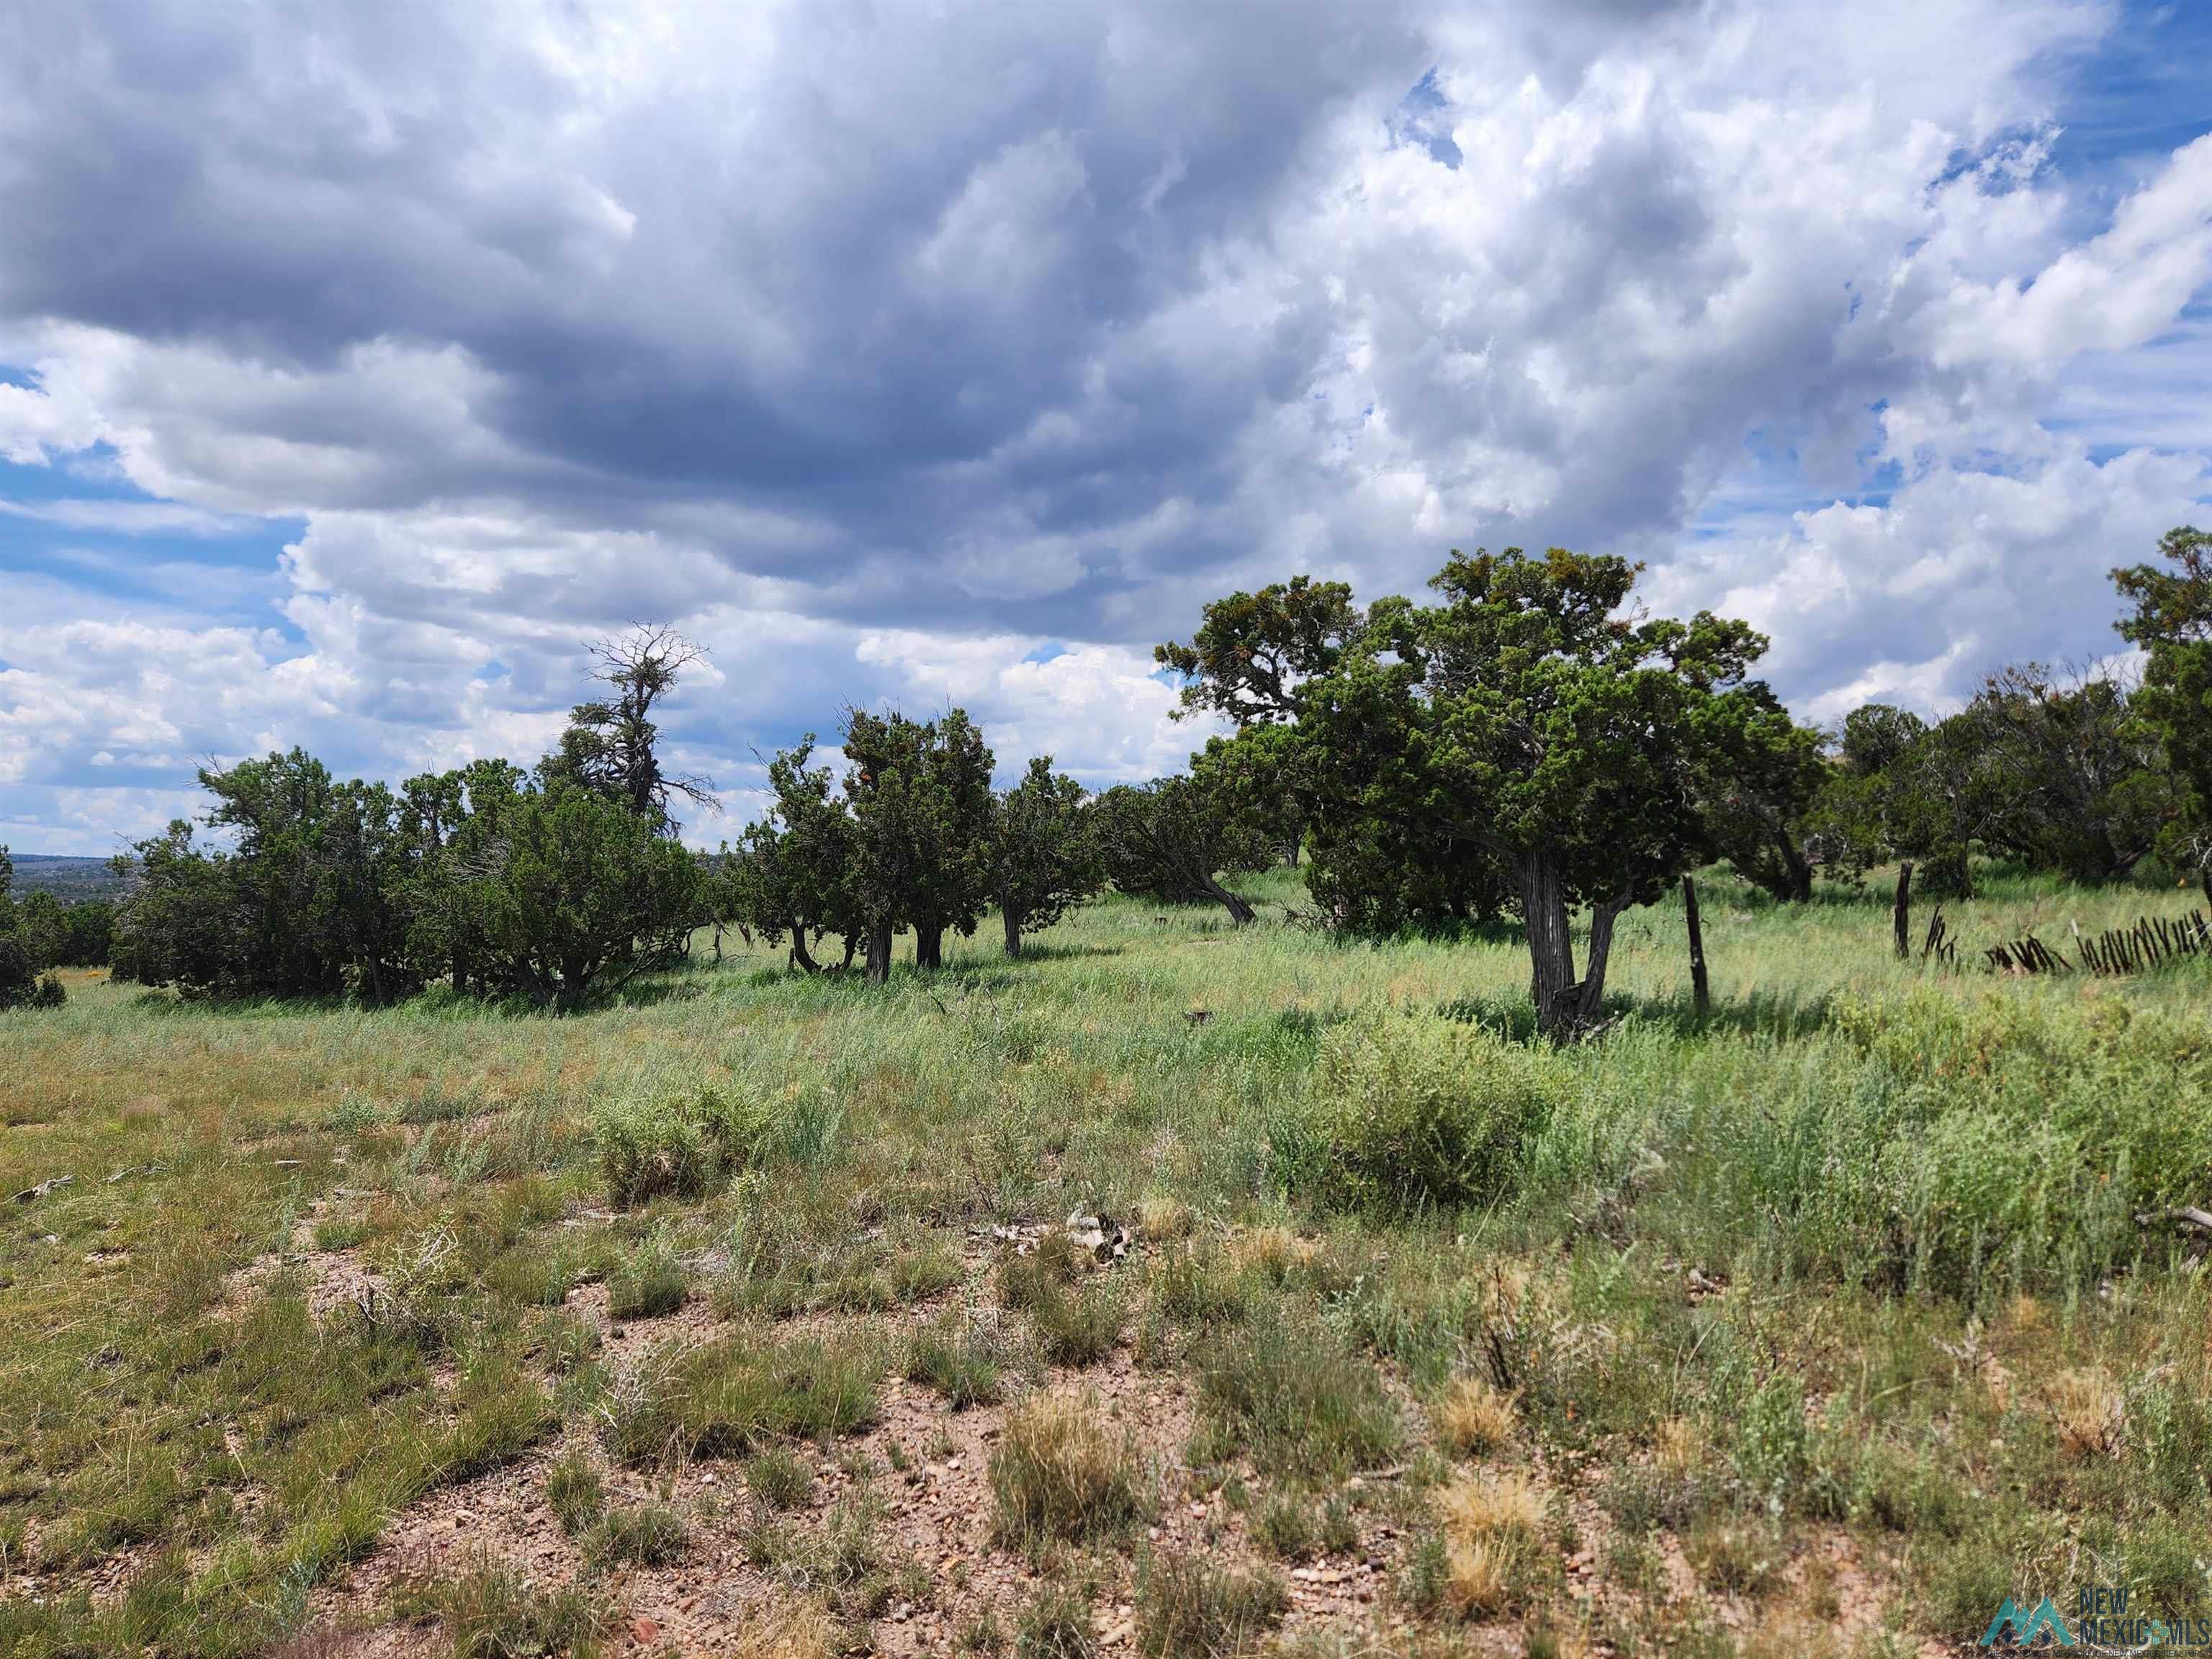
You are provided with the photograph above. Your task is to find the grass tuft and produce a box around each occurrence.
[990,1390,1149,1551]
[1135,1552,1288,1658]
[1434,1375,1518,1458]
[1435,1469,1551,1619]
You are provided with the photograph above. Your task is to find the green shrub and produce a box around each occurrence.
[593,1083,764,1207]
[1311,1016,1567,1209]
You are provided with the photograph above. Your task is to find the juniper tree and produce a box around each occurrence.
[987,757,1099,958]
[724,739,862,973]
[1961,664,2171,886]
[1693,684,1827,902]
[457,777,704,1010]
[1298,547,1769,1038]
[1155,575,1363,726]
[2114,526,2212,898]
[842,707,996,981]
[541,624,714,833]
[1088,776,1264,925]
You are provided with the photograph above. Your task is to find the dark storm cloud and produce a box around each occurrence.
[4,0,2211,853]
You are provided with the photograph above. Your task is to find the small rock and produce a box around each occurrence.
[630,1614,662,1644]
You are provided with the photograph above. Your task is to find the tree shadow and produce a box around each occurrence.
[1437,985,1835,1045]
[988,941,1126,965]
[1632,986,1837,1042]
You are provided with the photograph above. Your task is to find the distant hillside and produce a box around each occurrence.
[7,853,130,900]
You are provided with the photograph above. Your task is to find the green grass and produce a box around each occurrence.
[581,1501,687,1568]
[3,866,2209,1653]
[904,1313,1008,1408]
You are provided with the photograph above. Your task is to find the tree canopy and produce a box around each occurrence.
[1297,547,1770,1035]
[988,757,1101,958]
[843,707,997,980]
[2115,526,2212,896]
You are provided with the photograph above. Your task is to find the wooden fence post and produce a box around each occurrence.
[1683,875,1710,1020]
[1892,861,1913,961]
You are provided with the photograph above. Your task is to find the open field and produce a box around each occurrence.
[3,867,2210,1658]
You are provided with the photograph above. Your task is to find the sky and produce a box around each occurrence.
[2,0,2210,855]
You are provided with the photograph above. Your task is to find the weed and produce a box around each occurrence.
[1031,1280,1122,1367]
[396,1555,611,1658]
[1194,1311,1398,1475]
[1016,1583,1097,1659]
[601,1334,881,1467]
[1684,1516,1783,1597]
[1255,1495,1316,1560]
[999,1233,1083,1310]
[606,1238,691,1321]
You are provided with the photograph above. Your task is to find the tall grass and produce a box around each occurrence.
[1,861,2208,1653]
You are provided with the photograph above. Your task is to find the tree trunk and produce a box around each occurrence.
[1514,850,1625,1038]
[1199,871,1256,927]
[1892,863,1913,961]
[1516,852,1578,1033]
[1775,828,1813,903]
[865,921,894,985]
[839,933,858,971]
[1580,894,1627,1025]
[915,923,943,971]
[1003,907,1023,958]
[1683,875,1710,1019]
[790,925,822,975]
[712,922,724,963]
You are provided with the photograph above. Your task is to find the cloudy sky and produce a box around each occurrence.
[3,0,2210,854]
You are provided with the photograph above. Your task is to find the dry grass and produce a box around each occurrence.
[2048,1367,2126,1460]
[1652,1416,1702,1480]
[1227,1226,1318,1280]
[729,1594,842,1659]
[1434,1375,1518,1458]
[989,1388,1149,1550]
[1435,1470,1551,1619]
